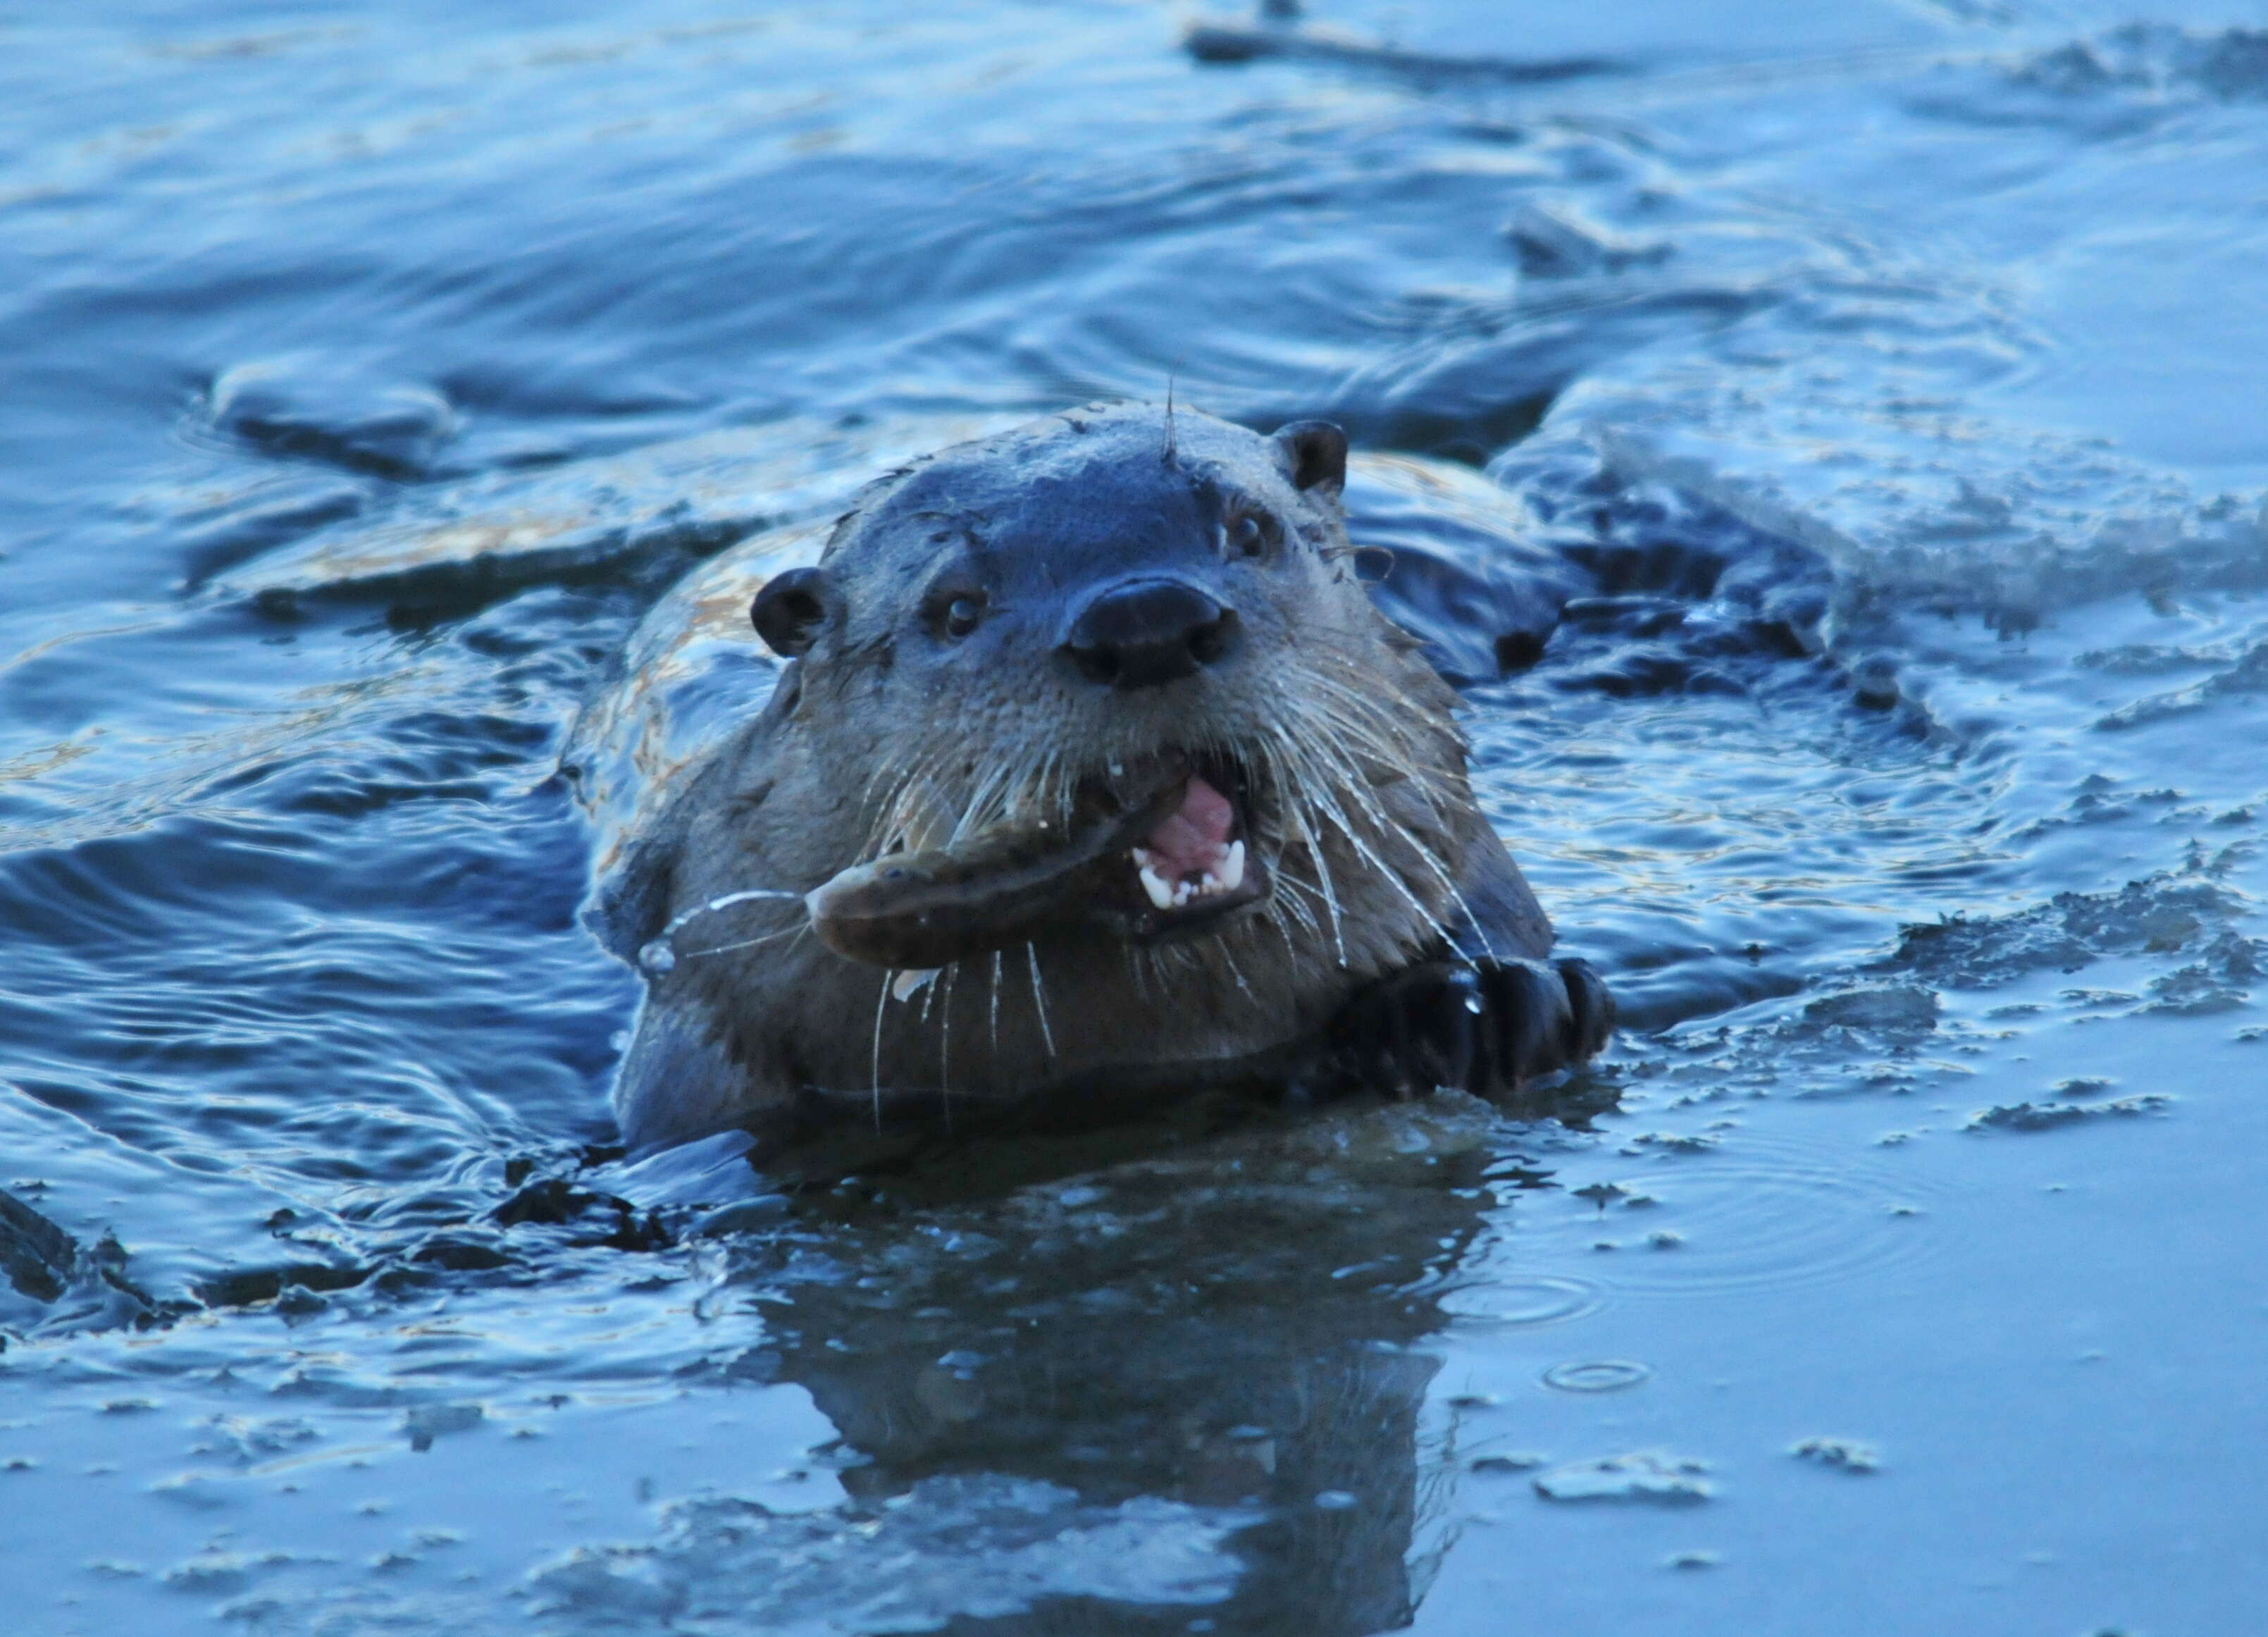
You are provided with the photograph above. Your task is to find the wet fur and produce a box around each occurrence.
[609,404,1555,1153]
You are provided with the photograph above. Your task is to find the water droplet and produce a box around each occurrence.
[638,939,677,974]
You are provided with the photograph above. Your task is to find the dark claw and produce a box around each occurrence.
[1558,956,1617,1061]
[1331,955,1614,1099]
[1481,958,1567,1084]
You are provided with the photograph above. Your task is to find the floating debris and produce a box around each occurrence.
[1968,1096,2171,1132]
[1534,1452,1713,1505]
[1791,1436,1880,1474]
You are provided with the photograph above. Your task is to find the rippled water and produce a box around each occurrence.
[4,3,2266,1632]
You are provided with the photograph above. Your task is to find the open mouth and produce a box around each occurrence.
[805,748,1271,971]
[1096,751,1270,944]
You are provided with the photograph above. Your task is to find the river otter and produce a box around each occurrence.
[597,404,1611,1154]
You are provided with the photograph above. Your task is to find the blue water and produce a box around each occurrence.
[4,3,2267,1632]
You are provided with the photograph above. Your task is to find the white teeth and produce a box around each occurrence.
[1132,841,1248,915]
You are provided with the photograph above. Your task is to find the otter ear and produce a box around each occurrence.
[751,566,837,659]
[1272,419,1348,500]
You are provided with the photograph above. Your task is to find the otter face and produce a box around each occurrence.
[748,404,1468,981]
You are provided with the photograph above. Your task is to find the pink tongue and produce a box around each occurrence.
[1141,776,1234,883]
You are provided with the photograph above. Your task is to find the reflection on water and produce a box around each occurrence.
[730,1099,1505,1636]
[4,1,2268,1633]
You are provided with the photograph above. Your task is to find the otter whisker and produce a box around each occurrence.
[1282,688,1451,824]
[1322,748,1449,853]
[869,970,891,1131]
[680,922,811,960]
[948,760,1011,845]
[1295,808,1350,967]
[1403,843,1499,960]
[1296,677,1455,779]
[989,948,1003,1057]
[1259,898,1306,965]
[1308,719,1461,832]
[1301,703,1447,794]
[640,886,809,972]
[1041,748,1075,824]
[1024,941,1056,1060]
[867,744,941,839]
[879,739,975,855]
[865,742,929,807]
[1300,776,1459,953]
[937,963,957,1125]
[1264,732,1349,965]
[1333,770,1497,960]
[1271,875,1325,944]
[652,887,803,943]
[1158,940,1199,986]
[1219,938,1256,1003]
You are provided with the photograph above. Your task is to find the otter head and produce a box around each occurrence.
[748,403,1471,987]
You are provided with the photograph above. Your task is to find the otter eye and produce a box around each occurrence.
[943,593,986,638]
[1223,507,1278,560]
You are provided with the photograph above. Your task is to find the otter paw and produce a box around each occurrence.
[1557,955,1616,1063]
[1334,956,1613,1097]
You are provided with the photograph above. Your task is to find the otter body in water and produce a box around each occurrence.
[595,405,1611,1154]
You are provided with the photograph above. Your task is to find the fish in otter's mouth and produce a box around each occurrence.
[805,748,1273,971]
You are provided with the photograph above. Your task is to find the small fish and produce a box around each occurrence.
[807,767,1189,970]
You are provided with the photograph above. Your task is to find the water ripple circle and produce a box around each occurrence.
[1542,1359,1652,1393]
[1567,1130,1953,1299]
[1438,1275,1602,1328]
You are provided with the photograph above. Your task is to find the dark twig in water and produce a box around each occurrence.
[1184,20,1617,83]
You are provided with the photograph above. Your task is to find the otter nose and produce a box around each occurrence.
[1060,577,1236,690]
